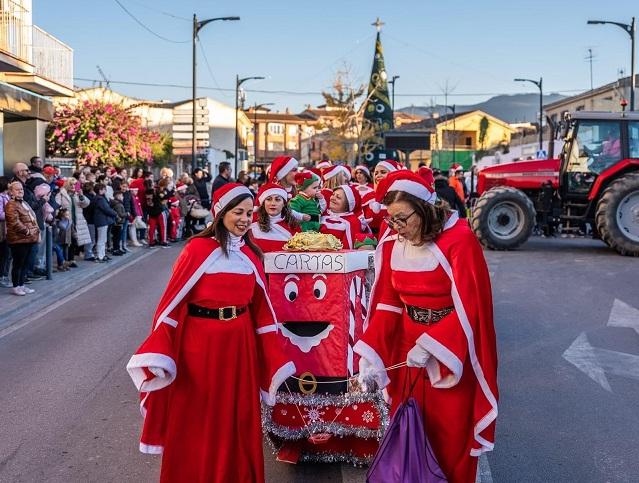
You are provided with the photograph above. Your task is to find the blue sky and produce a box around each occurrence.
[36,1,637,117]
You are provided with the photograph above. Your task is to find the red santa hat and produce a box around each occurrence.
[257,182,288,205]
[294,170,320,190]
[417,166,435,189]
[337,184,362,213]
[55,178,66,188]
[176,183,187,193]
[375,159,401,173]
[376,170,437,205]
[269,156,299,183]
[212,183,253,216]
[316,160,332,170]
[322,164,352,182]
[353,165,370,176]
[451,163,464,172]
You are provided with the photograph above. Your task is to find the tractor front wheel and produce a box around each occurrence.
[471,187,536,250]
[595,172,639,256]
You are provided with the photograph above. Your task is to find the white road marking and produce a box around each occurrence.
[476,453,494,483]
[607,298,639,334]
[0,251,154,340]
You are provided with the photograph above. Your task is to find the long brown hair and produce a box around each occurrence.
[383,190,450,244]
[257,203,298,232]
[191,193,262,259]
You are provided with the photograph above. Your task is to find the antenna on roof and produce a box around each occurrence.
[96,65,111,88]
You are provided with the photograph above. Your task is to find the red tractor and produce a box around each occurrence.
[471,111,639,256]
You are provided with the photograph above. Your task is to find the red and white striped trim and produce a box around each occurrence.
[258,186,288,205]
[213,185,253,215]
[388,179,436,204]
[275,157,299,180]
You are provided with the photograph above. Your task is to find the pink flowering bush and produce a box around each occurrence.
[46,101,164,167]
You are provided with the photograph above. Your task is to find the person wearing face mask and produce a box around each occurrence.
[127,183,295,483]
[249,183,300,253]
[320,184,363,249]
[354,170,498,483]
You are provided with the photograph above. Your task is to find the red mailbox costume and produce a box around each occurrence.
[354,171,498,483]
[249,183,299,253]
[127,183,295,483]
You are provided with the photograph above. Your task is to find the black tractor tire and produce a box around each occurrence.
[595,172,639,256]
[471,186,536,250]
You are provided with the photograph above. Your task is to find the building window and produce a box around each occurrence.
[287,141,297,150]
[465,137,472,147]
[576,105,585,111]
[288,125,298,136]
[267,142,273,151]
[269,123,284,135]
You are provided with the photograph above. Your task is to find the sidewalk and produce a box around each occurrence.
[0,245,162,336]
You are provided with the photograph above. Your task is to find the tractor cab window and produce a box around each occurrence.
[566,121,622,193]
[629,122,639,159]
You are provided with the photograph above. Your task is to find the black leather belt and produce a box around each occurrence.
[188,303,246,321]
[405,305,454,325]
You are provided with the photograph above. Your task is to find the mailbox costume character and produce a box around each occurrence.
[354,171,498,483]
[250,183,300,253]
[127,183,295,483]
[320,184,363,249]
[361,159,401,234]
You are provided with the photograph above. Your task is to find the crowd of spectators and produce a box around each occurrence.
[0,157,210,297]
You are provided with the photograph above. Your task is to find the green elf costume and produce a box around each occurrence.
[289,171,322,232]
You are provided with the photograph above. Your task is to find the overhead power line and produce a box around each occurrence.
[73,77,591,98]
[124,0,190,21]
[112,0,189,43]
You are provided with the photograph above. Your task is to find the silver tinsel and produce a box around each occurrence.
[299,451,373,466]
[261,391,389,442]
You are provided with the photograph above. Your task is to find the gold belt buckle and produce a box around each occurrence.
[218,306,237,321]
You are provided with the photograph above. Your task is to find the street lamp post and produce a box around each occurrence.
[588,17,636,111]
[192,14,240,173]
[252,102,274,178]
[235,75,264,176]
[444,104,456,167]
[514,77,543,152]
[389,75,400,110]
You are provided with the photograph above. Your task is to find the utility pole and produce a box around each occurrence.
[191,14,240,173]
[235,75,264,176]
[389,75,400,110]
[585,48,595,91]
[588,17,636,111]
[514,77,543,152]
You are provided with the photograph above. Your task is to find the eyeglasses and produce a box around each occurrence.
[384,211,416,229]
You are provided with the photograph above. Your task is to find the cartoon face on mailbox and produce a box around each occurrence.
[265,252,370,391]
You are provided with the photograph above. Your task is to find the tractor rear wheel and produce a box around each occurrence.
[471,186,536,250]
[595,172,639,256]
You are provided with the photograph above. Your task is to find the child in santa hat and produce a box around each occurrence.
[320,184,363,249]
[268,156,299,199]
[288,171,324,232]
[249,183,300,253]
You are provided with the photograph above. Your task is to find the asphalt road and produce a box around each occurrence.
[0,236,637,482]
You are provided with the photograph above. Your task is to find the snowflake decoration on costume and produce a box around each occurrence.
[362,410,374,423]
[303,406,326,423]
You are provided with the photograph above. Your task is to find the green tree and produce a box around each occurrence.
[478,116,490,150]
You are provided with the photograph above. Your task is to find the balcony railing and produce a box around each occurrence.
[0,0,31,64]
[32,25,73,89]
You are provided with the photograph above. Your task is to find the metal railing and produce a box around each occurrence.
[32,25,73,88]
[0,0,31,63]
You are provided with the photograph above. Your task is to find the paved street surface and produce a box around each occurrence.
[0,237,638,482]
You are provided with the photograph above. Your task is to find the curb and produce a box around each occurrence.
[0,246,163,338]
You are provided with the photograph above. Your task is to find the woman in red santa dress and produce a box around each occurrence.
[249,182,300,253]
[354,170,498,483]
[361,159,401,234]
[126,183,296,483]
[320,184,363,249]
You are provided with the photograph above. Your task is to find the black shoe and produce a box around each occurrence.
[85,257,96,262]
[95,258,106,263]
[28,274,46,281]
[33,269,47,276]
[159,242,170,248]
[105,255,112,261]
[68,261,78,268]
[112,250,124,256]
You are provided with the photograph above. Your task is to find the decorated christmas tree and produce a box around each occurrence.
[361,18,395,167]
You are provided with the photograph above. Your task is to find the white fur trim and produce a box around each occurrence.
[276,158,299,180]
[214,185,253,215]
[250,222,292,242]
[263,361,296,406]
[161,316,178,328]
[391,239,439,272]
[258,187,287,205]
[353,340,390,388]
[377,303,403,314]
[416,332,464,388]
[324,165,351,180]
[354,165,370,175]
[280,323,334,353]
[139,443,164,454]
[339,185,356,212]
[127,353,177,392]
[426,242,498,455]
[256,324,278,335]
[388,179,436,204]
[377,161,398,172]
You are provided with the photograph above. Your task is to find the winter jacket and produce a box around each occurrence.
[0,192,10,241]
[83,192,96,225]
[122,191,135,218]
[110,198,127,225]
[5,199,40,244]
[10,177,43,214]
[210,174,229,198]
[193,172,212,202]
[70,193,92,246]
[93,195,117,228]
[434,178,467,218]
[54,217,72,245]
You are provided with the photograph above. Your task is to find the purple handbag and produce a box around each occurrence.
[367,372,448,482]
